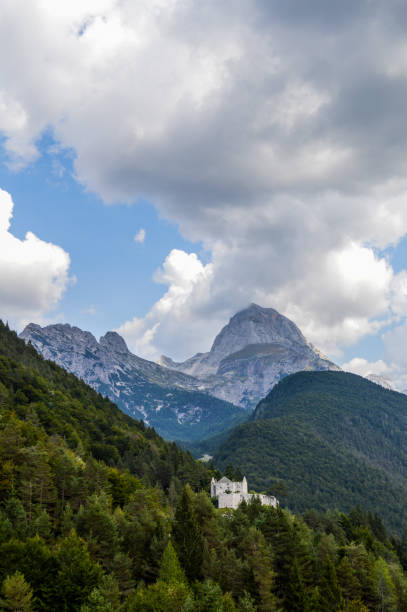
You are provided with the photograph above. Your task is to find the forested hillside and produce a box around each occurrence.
[2,322,407,610]
[214,371,407,533]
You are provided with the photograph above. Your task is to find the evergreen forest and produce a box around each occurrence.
[215,371,407,533]
[1,321,407,610]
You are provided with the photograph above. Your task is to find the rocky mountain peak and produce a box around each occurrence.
[365,373,395,391]
[21,304,339,414]
[19,320,245,441]
[209,303,307,362]
[99,331,129,354]
[159,303,339,408]
[20,322,99,352]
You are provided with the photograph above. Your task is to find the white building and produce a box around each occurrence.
[210,476,278,510]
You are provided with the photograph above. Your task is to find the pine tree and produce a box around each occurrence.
[159,541,187,585]
[32,509,52,540]
[398,528,407,571]
[319,556,343,611]
[110,552,135,598]
[173,485,203,582]
[372,558,397,612]
[0,571,33,611]
[54,530,102,610]
[337,556,361,603]
[237,592,257,611]
[4,498,27,539]
[242,527,277,611]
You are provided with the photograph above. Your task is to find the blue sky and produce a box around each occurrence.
[2,1,407,387]
[0,135,200,338]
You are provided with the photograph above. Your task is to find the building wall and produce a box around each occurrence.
[217,493,242,509]
[211,477,247,497]
[211,477,278,509]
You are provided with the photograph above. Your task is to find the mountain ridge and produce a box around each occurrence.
[20,322,246,441]
[20,304,340,437]
[159,303,339,408]
[214,370,407,532]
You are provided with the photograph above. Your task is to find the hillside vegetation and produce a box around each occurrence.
[2,323,407,610]
[215,371,407,533]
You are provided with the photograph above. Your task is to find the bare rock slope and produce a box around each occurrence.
[159,304,340,409]
[19,323,245,441]
[20,304,339,438]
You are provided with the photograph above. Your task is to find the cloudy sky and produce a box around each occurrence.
[2,0,407,386]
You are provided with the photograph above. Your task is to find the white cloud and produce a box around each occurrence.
[134,228,146,244]
[341,357,390,378]
[118,249,218,360]
[3,3,407,356]
[0,188,71,327]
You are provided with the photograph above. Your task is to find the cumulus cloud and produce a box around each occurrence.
[117,249,217,360]
[4,2,407,356]
[341,358,390,378]
[0,188,71,326]
[134,228,146,244]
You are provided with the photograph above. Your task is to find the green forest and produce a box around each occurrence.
[215,371,407,533]
[1,321,407,610]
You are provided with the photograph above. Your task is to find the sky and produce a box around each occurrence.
[3,1,407,387]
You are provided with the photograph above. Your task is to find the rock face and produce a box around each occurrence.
[20,304,339,437]
[19,323,245,441]
[159,304,340,409]
[365,373,395,391]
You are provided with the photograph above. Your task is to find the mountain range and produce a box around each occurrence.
[2,318,406,609]
[20,304,338,440]
[19,322,245,441]
[159,303,339,408]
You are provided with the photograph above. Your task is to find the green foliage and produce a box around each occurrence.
[1,322,407,609]
[173,485,203,582]
[0,320,209,494]
[159,541,187,585]
[215,371,407,532]
[0,571,33,611]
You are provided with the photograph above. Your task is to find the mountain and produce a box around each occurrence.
[3,320,407,610]
[19,323,245,441]
[160,303,339,409]
[365,372,395,390]
[214,370,407,532]
[20,304,338,438]
[0,319,208,489]
[2,320,407,610]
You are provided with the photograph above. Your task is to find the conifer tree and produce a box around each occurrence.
[398,528,407,571]
[32,509,52,540]
[372,558,397,612]
[242,527,277,611]
[173,485,203,582]
[318,556,343,611]
[97,574,121,610]
[159,541,187,585]
[0,571,33,611]
[337,556,361,603]
[4,498,27,539]
[110,552,134,598]
[54,530,102,610]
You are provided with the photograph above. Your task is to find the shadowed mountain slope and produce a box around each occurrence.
[214,370,407,532]
[19,322,246,441]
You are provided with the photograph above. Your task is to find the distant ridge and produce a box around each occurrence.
[160,303,339,408]
[214,370,407,532]
[20,322,245,441]
[20,304,339,438]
